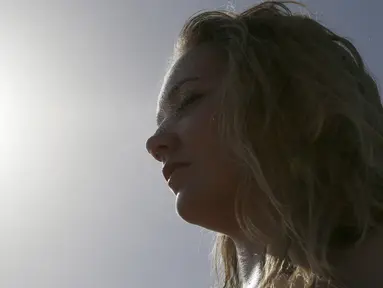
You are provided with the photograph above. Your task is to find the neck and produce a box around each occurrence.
[231,236,263,288]
[226,226,383,288]
[230,227,383,288]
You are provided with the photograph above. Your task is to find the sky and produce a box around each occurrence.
[0,1,382,288]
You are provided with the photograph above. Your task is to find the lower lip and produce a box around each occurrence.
[167,165,190,191]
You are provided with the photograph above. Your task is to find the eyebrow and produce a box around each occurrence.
[156,76,200,126]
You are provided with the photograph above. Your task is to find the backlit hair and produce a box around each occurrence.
[174,1,383,287]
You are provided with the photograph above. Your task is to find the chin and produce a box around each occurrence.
[174,191,208,227]
[175,192,198,223]
[174,191,237,233]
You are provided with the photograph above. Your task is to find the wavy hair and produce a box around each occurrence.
[174,1,383,287]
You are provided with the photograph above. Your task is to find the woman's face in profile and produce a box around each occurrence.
[146,45,242,233]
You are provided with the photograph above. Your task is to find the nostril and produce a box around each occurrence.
[153,145,167,162]
[146,129,179,163]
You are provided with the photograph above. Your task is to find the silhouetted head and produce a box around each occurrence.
[146,1,383,287]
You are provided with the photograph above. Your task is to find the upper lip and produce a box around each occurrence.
[162,161,190,182]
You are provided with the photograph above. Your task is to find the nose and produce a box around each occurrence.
[146,129,181,163]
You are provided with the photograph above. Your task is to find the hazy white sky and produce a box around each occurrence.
[0,1,382,288]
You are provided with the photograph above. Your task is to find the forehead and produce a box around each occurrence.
[156,45,226,122]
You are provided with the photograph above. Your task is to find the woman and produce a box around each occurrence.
[146,1,383,287]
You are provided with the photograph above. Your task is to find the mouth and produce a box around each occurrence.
[162,162,191,183]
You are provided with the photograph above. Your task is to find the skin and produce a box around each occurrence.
[146,44,383,288]
[146,44,241,234]
[145,44,264,284]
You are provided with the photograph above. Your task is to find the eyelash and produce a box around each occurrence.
[175,93,204,114]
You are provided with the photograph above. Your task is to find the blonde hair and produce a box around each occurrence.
[174,1,383,287]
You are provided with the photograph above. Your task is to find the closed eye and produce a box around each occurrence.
[175,92,205,114]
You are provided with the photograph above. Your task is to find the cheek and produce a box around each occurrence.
[180,100,237,187]
[179,99,220,154]
[175,104,240,227]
